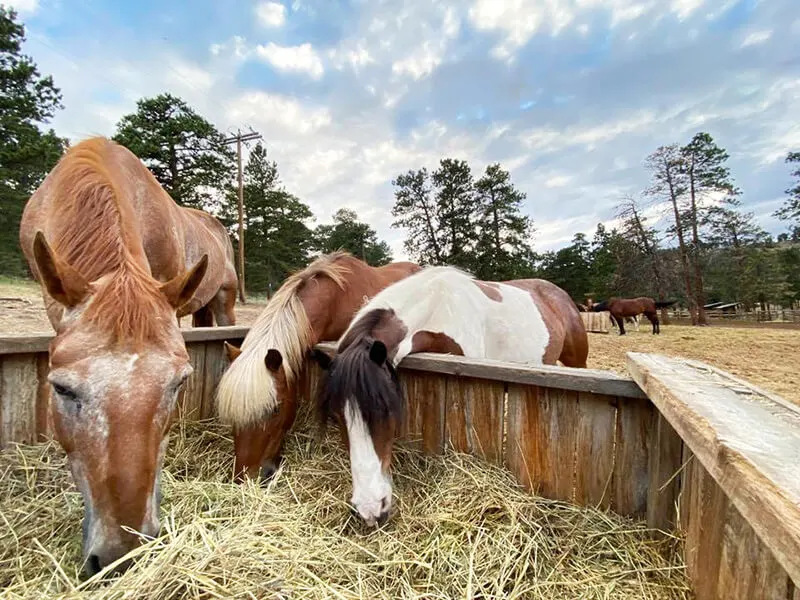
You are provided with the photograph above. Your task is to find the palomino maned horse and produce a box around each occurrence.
[215,252,420,482]
[312,266,588,526]
[590,297,676,335]
[18,137,236,576]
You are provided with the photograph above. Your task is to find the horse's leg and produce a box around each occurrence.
[233,391,298,484]
[211,286,237,326]
[616,313,626,336]
[192,305,214,328]
[645,311,659,334]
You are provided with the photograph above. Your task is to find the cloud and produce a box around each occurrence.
[255,1,286,28]
[14,0,800,261]
[255,42,324,79]
[5,0,38,15]
[225,91,331,135]
[741,29,772,48]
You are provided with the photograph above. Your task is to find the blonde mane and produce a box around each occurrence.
[216,252,352,427]
[50,138,168,347]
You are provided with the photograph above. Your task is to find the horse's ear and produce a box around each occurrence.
[310,348,332,370]
[265,349,283,372]
[224,341,241,362]
[369,340,388,365]
[32,231,90,307]
[160,254,209,312]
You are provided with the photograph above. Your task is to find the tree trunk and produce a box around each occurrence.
[665,161,697,325]
[687,165,707,325]
[419,196,441,263]
[632,204,670,324]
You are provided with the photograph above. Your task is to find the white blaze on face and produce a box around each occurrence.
[344,398,392,526]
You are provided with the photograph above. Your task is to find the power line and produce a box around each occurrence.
[221,130,263,303]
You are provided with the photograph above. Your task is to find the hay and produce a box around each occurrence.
[0,421,690,599]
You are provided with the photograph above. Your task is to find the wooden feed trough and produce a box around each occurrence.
[1,326,798,598]
[581,310,611,333]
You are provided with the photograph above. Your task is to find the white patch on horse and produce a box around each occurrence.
[344,398,392,526]
[344,266,550,364]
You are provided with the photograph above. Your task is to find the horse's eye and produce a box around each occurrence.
[52,383,78,402]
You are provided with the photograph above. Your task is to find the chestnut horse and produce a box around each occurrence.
[18,137,235,576]
[216,252,420,482]
[312,266,588,526]
[590,297,676,335]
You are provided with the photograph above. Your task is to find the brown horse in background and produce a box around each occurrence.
[18,137,235,576]
[591,297,675,335]
[21,139,238,328]
[216,252,420,483]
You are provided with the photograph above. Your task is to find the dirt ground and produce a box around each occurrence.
[2,278,798,404]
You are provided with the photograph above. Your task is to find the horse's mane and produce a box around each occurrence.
[50,138,168,347]
[317,311,404,438]
[216,252,353,427]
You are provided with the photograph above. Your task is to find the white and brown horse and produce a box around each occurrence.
[215,252,420,482]
[312,266,588,526]
[18,137,236,575]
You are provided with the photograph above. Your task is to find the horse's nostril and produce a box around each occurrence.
[377,510,390,527]
[86,554,102,576]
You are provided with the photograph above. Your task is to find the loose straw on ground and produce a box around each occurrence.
[1,421,690,599]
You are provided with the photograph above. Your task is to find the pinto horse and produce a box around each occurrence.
[215,252,420,482]
[590,297,675,335]
[311,266,588,526]
[18,137,235,576]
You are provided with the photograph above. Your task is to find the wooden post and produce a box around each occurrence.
[222,130,263,304]
[236,135,246,303]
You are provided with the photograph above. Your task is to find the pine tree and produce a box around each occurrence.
[0,7,67,275]
[432,158,476,270]
[314,208,393,267]
[679,132,740,324]
[391,168,442,264]
[113,94,234,210]
[774,151,800,229]
[644,144,697,323]
[473,163,535,279]
[224,143,313,294]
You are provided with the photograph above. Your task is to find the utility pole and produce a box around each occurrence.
[222,129,262,303]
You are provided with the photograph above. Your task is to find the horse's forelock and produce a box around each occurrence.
[317,338,404,437]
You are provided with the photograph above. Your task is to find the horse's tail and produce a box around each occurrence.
[654,300,677,309]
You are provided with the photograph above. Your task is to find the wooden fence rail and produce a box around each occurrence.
[0,327,797,598]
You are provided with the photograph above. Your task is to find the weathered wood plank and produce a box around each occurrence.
[613,396,653,516]
[1,354,39,446]
[506,384,578,502]
[646,411,683,533]
[35,353,51,440]
[0,334,51,354]
[201,342,227,419]
[687,462,728,600]
[180,326,250,344]
[581,311,611,333]
[0,326,250,356]
[444,377,505,463]
[717,500,792,600]
[401,371,445,455]
[573,392,616,508]
[628,352,800,585]
[314,342,646,400]
[178,344,207,421]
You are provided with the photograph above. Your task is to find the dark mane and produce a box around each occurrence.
[591,300,609,312]
[339,308,394,351]
[317,310,405,437]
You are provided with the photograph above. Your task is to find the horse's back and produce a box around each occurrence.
[503,279,588,368]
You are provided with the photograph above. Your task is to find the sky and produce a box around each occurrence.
[8,0,800,259]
